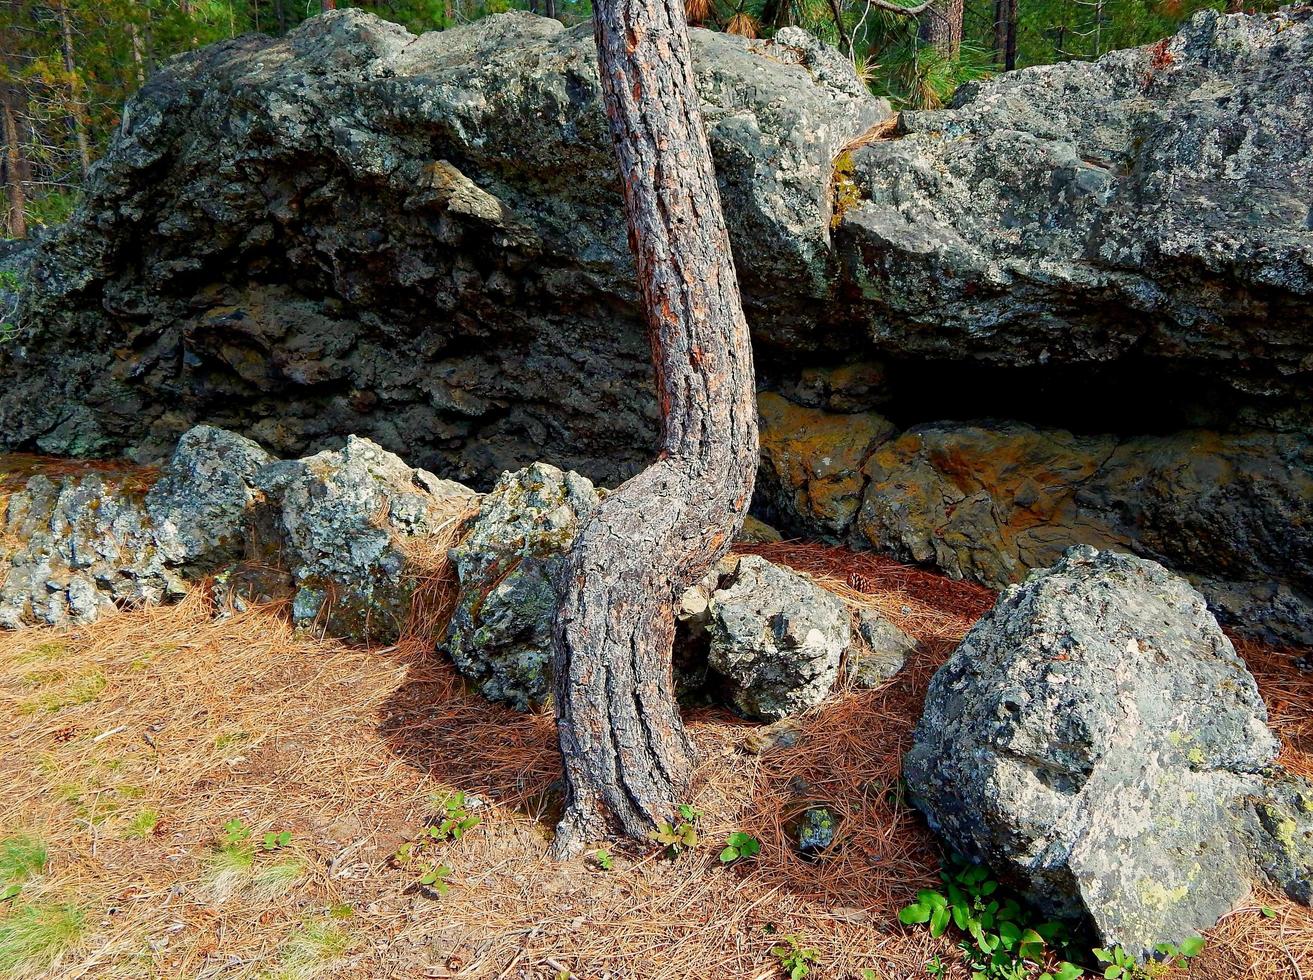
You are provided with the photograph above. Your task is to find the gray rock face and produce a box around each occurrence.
[0,427,475,642]
[707,555,851,722]
[259,435,475,644]
[1243,773,1313,906]
[904,546,1282,956]
[2,8,1310,642]
[145,425,274,566]
[0,10,885,482]
[839,7,1313,420]
[441,462,599,710]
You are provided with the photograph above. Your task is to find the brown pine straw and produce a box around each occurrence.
[0,463,1310,977]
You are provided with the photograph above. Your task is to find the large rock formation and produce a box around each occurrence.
[904,546,1311,955]
[1,7,1310,640]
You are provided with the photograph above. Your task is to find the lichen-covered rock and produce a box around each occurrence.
[755,392,893,540]
[904,546,1281,956]
[2,8,1311,644]
[0,474,171,628]
[707,555,850,722]
[145,425,274,566]
[259,435,474,644]
[792,806,839,855]
[441,462,599,710]
[846,608,915,688]
[0,426,275,628]
[1242,773,1313,906]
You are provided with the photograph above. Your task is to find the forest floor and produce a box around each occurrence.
[1,455,1311,980]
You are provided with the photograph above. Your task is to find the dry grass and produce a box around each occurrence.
[0,460,1310,978]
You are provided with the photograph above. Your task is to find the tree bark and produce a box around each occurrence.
[321,0,337,10]
[2,86,26,238]
[919,0,964,60]
[993,0,1017,70]
[549,0,758,854]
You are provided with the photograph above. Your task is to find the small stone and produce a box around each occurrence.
[706,555,851,722]
[792,807,839,855]
[846,608,916,688]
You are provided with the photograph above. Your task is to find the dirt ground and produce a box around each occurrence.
[1,458,1310,980]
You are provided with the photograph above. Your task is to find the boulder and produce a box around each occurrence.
[707,555,850,722]
[259,435,475,644]
[145,425,274,566]
[440,462,599,710]
[1242,773,1313,906]
[904,546,1290,956]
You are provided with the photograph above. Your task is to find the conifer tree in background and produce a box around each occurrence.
[0,0,1283,239]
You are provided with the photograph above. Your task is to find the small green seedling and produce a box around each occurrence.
[431,792,482,842]
[771,935,819,979]
[650,806,700,858]
[417,863,452,895]
[720,831,762,864]
[222,818,252,846]
[262,830,293,851]
[594,848,614,871]
[900,858,1083,980]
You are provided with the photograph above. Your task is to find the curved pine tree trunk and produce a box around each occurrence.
[549,0,758,855]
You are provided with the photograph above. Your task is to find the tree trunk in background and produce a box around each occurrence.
[273,0,286,33]
[920,0,964,59]
[549,0,759,854]
[545,0,557,20]
[2,87,26,238]
[53,0,90,181]
[993,0,1017,69]
[321,0,337,11]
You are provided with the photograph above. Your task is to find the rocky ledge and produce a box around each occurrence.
[1,428,909,722]
[1,6,1310,642]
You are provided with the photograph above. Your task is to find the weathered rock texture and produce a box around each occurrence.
[0,427,475,643]
[259,435,476,644]
[904,546,1307,955]
[708,555,851,721]
[442,462,600,711]
[2,7,1311,640]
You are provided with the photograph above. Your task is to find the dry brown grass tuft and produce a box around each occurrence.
[0,513,1309,977]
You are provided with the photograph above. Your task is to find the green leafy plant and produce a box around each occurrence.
[263,830,293,851]
[650,804,701,858]
[392,793,479,893]
[593,848,614,871]
[1093,937,1203,979]
[417,863,453,896]
[720,831,762,864]
[771,935,819,979]
[899,858,1083,980]
[223,817,252,846]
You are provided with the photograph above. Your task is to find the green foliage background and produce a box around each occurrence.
[0,0,1283,236]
